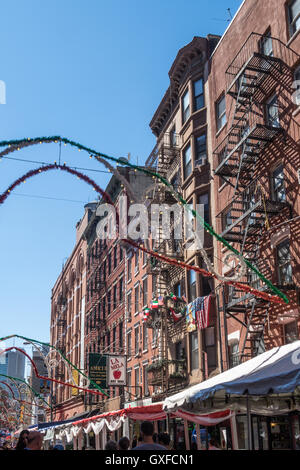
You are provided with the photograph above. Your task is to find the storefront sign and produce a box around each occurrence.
[107,355,126,386]
[88,353,107,390]
[71,369,79,396]
[39,378,51,395]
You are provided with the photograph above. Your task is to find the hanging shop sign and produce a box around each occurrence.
[71,370,79,396]
[39,378,51,395]
[107,355,126,386]
[88,353,107,390]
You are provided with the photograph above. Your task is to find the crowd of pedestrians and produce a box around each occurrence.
[1,420,221,450]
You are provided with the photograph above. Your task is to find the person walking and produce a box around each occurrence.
[15,430,29,450]
[132,422,166,451]
[118,437,130,450]
[24,431,43,450]
[158,433,171,450]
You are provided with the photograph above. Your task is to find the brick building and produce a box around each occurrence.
[209,0,300,372]
[50,202,93,420]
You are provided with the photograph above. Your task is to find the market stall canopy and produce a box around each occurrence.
[164,341,300,411]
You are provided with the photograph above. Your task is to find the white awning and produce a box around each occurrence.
[163,341,300,411]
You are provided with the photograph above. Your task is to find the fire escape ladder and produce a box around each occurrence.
[240,301,270,360]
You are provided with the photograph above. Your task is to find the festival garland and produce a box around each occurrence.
[0,335,108,397]
[0,163,287,305]
[0,136,289,304]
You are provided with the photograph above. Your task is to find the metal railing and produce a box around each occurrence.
[225,32,300,93]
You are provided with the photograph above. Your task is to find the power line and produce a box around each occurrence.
[11,192,88,204]
[0,155,111,175]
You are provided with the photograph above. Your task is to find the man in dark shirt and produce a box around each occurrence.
[132,422,166,451]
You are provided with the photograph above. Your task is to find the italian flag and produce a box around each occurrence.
[151,300,159,309]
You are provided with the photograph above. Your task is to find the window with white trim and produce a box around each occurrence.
[288,0,300,37]
[216,95,226,131]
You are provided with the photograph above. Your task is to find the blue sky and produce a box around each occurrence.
[0,0,242,344]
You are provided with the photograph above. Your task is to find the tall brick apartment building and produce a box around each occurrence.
[210,0,300,371]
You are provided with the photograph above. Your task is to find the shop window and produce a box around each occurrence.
[284,320,298,344]
[276,240,293,285]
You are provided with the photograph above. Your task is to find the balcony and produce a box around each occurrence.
[147,359,187,389]
[214,111,283,182]
[218,180,289,243]
[225,32,299,103]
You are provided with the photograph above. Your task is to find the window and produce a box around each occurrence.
[134,284,139,313]
[170,126,177,147]
[134,325,139,355]
[127,256,132,281]
[190,331,199,370]
[114,246,118,269]
[294,66,300,106]
[198,193,209,224]
[106,331,110,352]
[126,370,132,401]
[143,364,149,396]
[188,269,197,301]
[119,245,123,261]
[135,367,140,395]
[277,240,293,285]
[266,94,280,127]
[107,290,111,315]
[195,134,207,166]
[102,297,106,320]
[288,0,300,36]
[260,30,273,56]
[113,327,116,352]
[194,78,204,111]
[127,291,132,319]
[108,253,112,275]
[119,277,124,303]
[182,89,190,123]
[152,274,157,295]
[223,209,232,230]
[142,277,148,306]
[216,95,226,131]
[204,327,216,369]
[272,165,286,202]
[143,249,147,266]
[143,322,148,351]
[284,321,298,344]
[127,331,132,357]
[113,284,117,310]
[135,250,139,272]
[174,282,181,297]
[119,322,123,349]
[183,143,192,179]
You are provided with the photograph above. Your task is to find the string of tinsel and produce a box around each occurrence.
[0,164,286,304]
[0,136,288,303]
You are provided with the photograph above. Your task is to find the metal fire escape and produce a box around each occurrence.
[144,132,186,396]
[213,33,298,364]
